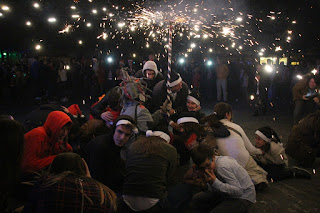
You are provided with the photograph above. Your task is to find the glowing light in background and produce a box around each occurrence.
[1,5,10,11]
[48,17,57,23]
[35,44,41,50]
[78,40,83,45]
[86,22,92,27]
[33,3,40,9]
[26,21,32,26]
[92,9,97,14]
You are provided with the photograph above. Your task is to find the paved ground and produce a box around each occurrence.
[1,99,319,213]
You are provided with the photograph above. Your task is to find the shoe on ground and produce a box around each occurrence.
[292,166,311,179]
[255,182,269,192]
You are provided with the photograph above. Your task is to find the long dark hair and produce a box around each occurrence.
[213,102,232,120]
[44,153,117,211]
[0,118,25,192]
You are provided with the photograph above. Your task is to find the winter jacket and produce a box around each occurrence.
[286,110,320,167]
[21,111,73,173]
[254,142,288,166]
[123,139,177,199]
[152,80,189,113]
[84,134,125,193]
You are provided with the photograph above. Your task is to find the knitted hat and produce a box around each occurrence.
[114,115,138,134]
[146,121,170,143]
[187,90,201,106]
[167,71,182,87]
[67,104,84,118]
[143,61,158,74]
[177,112,199,125]
[255,126,280,143]
[120,77,149,103]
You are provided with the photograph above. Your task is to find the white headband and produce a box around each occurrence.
[116,119,138,134]
[255,130,271,143]
[146,130,171,143]
[187,95,200,106]
[177,117,199,125]
[167,75,182,87]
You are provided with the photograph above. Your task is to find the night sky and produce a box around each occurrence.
[0,0,319,59]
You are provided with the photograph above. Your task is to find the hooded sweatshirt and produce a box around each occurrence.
[22,111,72,173]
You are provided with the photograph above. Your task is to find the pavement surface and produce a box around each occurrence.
[1,99,319,213]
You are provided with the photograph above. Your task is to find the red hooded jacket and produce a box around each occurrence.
[22,111,72,173]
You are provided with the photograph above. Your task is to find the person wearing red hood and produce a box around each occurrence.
[21,111,73,174]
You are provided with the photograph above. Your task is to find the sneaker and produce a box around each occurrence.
[292,166,311,179]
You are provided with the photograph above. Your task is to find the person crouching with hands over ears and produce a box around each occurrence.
[184,137,256,213]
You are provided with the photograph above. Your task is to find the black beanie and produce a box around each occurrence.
[146,121,170,143]
[255,126,280,143]
[187,90,201,105]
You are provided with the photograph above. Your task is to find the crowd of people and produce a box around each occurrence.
[1,54,317,107]
[1,55,319,213]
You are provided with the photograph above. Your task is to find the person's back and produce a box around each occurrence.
[24,153,117,213]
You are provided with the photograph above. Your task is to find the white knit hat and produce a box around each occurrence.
[143,61,158,75]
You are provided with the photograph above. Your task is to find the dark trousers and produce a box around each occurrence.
[190,190,252,213]
[118,183,193,213]
[293,99,317,125]
[258,163,293,181]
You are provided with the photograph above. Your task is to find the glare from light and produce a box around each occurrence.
[118,22,125,28]
[102,7,107,11]
[26,21,32,26]
[48,17,57,23]
[92,9,97,14]
[296,74,303,80]
[133,53,136,58]
[70,6,76,10]
[78,40,83,45]
[239,46,243,49]
[250,95,255,100]
[203,34,208,39]
[0,12,3,17]
[72,14,80,18]
[236,17,243,22]
[207,60,213,66]
[64,65,70,70]
[86,22,92,27]
[311,69,317,75]
[259,52,263,56]
[209,48,213,52]
[35,44,41,50]
[275,46,282,51]
[190,43,196,48]
[179,58,185,64]
[33,3,40,8]
[265,65,273,73]
[107,57,113,63]
[1,5,10,11]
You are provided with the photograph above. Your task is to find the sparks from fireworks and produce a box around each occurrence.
[7,0,306,58]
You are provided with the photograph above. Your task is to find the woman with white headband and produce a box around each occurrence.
[254,126,311,180]
[204,102,269,192]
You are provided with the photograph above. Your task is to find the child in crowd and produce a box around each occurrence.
[184,139,256,213]
[254,126,311,181]
[203,102,269,191]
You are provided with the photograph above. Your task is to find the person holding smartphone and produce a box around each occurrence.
[293,74,320,125]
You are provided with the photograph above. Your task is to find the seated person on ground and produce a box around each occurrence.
[121,135,178,212]
[203,102,268,189]
[286,110,320,167]
[21,111,73,174]
[24,152,117,213]
[253,126,311,180]
[184,140,256,213]
[84,115,138,193]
